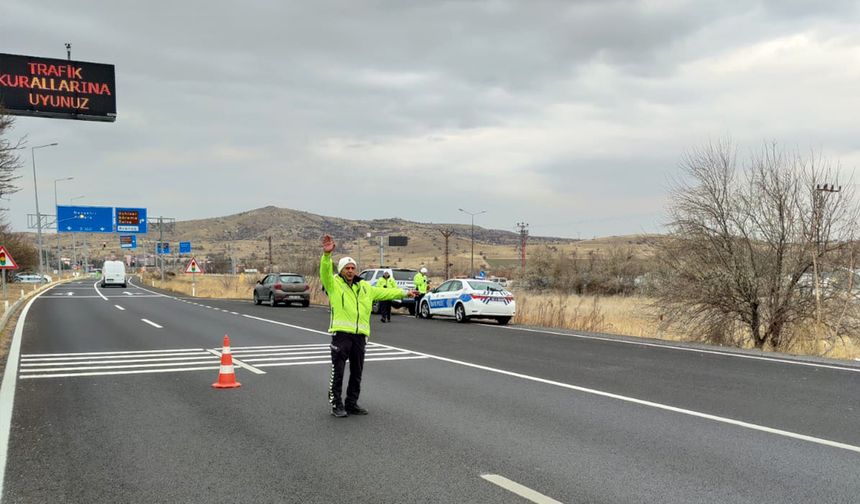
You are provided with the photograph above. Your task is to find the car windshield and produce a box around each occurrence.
[392,270,416,281]
[279,275,304,284]
[468,281,505,292]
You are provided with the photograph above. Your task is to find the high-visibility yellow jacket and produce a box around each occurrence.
[320,254,406,337]
[413,272,428,294]
[376,276,397,289]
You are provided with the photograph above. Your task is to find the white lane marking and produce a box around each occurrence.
[371,341,860,455]
[20,359,219,373]
[244,351,413,363]
[41,295,165,299]
[0,287,50,498]
[230,311,239,315]
[241,314,329,335]
[115,305,125,311]
[231,343,330,351]
[21,355,216,366]
[20,366,220,379]
[481,474,563,504]
[22,351,211,362]
[23,348,204,358]
[125,278,171,298]
[206,349,265,375]
[92,280,108,301]
[255,355,428,368]
[141,319,163,329]
[66,292,74,296]
[499,326,860,374]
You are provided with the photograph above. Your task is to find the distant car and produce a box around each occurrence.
[253,273,310,307]
[358,267,418,315]
[101,260,127,288]
[14,273,51,284]
[419,278,515,325]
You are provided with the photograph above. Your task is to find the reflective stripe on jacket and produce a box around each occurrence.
[320,254,406,337]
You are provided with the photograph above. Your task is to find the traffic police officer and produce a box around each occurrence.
[320,234,415,417]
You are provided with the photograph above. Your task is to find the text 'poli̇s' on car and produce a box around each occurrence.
[418,278,515,325]
[253,273,310,307]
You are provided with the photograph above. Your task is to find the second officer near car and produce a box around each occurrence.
[377,270,397,323]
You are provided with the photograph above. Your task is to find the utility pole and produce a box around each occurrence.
[158,216,164,282]
[268,236,273,273]
[517,222,529,276]
[812,183,841,332]
[439,228,453,279]
[379,236,385,267]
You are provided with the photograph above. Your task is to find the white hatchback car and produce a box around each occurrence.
[419,278,515,325]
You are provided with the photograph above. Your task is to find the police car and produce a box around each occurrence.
[418,278,515,325]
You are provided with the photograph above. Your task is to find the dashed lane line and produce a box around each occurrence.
[481,474,563,504]
[141,318,163,329]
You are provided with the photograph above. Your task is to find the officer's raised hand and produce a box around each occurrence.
[322,234,336,254]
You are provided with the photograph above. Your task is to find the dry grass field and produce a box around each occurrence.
[139,273,860,361]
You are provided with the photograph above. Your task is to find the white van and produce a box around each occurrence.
[101,260,127,288]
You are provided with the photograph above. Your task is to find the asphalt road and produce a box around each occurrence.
[1,278,859,503]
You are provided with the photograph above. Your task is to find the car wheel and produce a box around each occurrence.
[253,292,261,305]
[420,301,432,319]
[496,316,511,326]
[301,300,310,307]
[455,304,469,323]
[269,293,277,307]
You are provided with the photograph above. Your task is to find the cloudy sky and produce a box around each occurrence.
[2,0,859,239]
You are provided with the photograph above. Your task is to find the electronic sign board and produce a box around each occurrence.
[0,53,116,122]
[388,236,408,247]
[179,241,191,254]
[115,207,147,233]
[120,235,137,249]
[56,205,114,233]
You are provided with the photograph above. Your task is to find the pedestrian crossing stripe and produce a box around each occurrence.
[18,343,428,379]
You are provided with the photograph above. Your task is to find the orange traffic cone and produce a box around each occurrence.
[212,334,241,389]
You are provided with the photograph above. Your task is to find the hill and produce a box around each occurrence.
[35,206,663,277]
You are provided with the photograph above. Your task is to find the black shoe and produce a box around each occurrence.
[380,319,386,323]
[345,404,368,415]
[331,405,348,418]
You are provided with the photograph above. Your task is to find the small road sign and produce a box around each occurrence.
[179,241,191,254]
[185,257,203,274]
[0,246,19,269]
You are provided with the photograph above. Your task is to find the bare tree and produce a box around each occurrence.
[0,105,25,203]
[656,140,860,350]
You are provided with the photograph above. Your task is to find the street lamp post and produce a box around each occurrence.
[54,177,74,277]
[31,143,59,276]
[70,195,85,273]
[458,208,486,278]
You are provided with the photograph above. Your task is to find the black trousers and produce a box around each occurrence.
[414,294,425,317]
[379,300,391,321]
[328,332,366,407]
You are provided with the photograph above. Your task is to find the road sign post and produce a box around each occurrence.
[185,257,203,297]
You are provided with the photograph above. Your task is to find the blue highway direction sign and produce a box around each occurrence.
[56,205,113,233]
[115,207,147,233]
[119,235,137,249]
[157,242,170,255]
[179,241,191,254]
